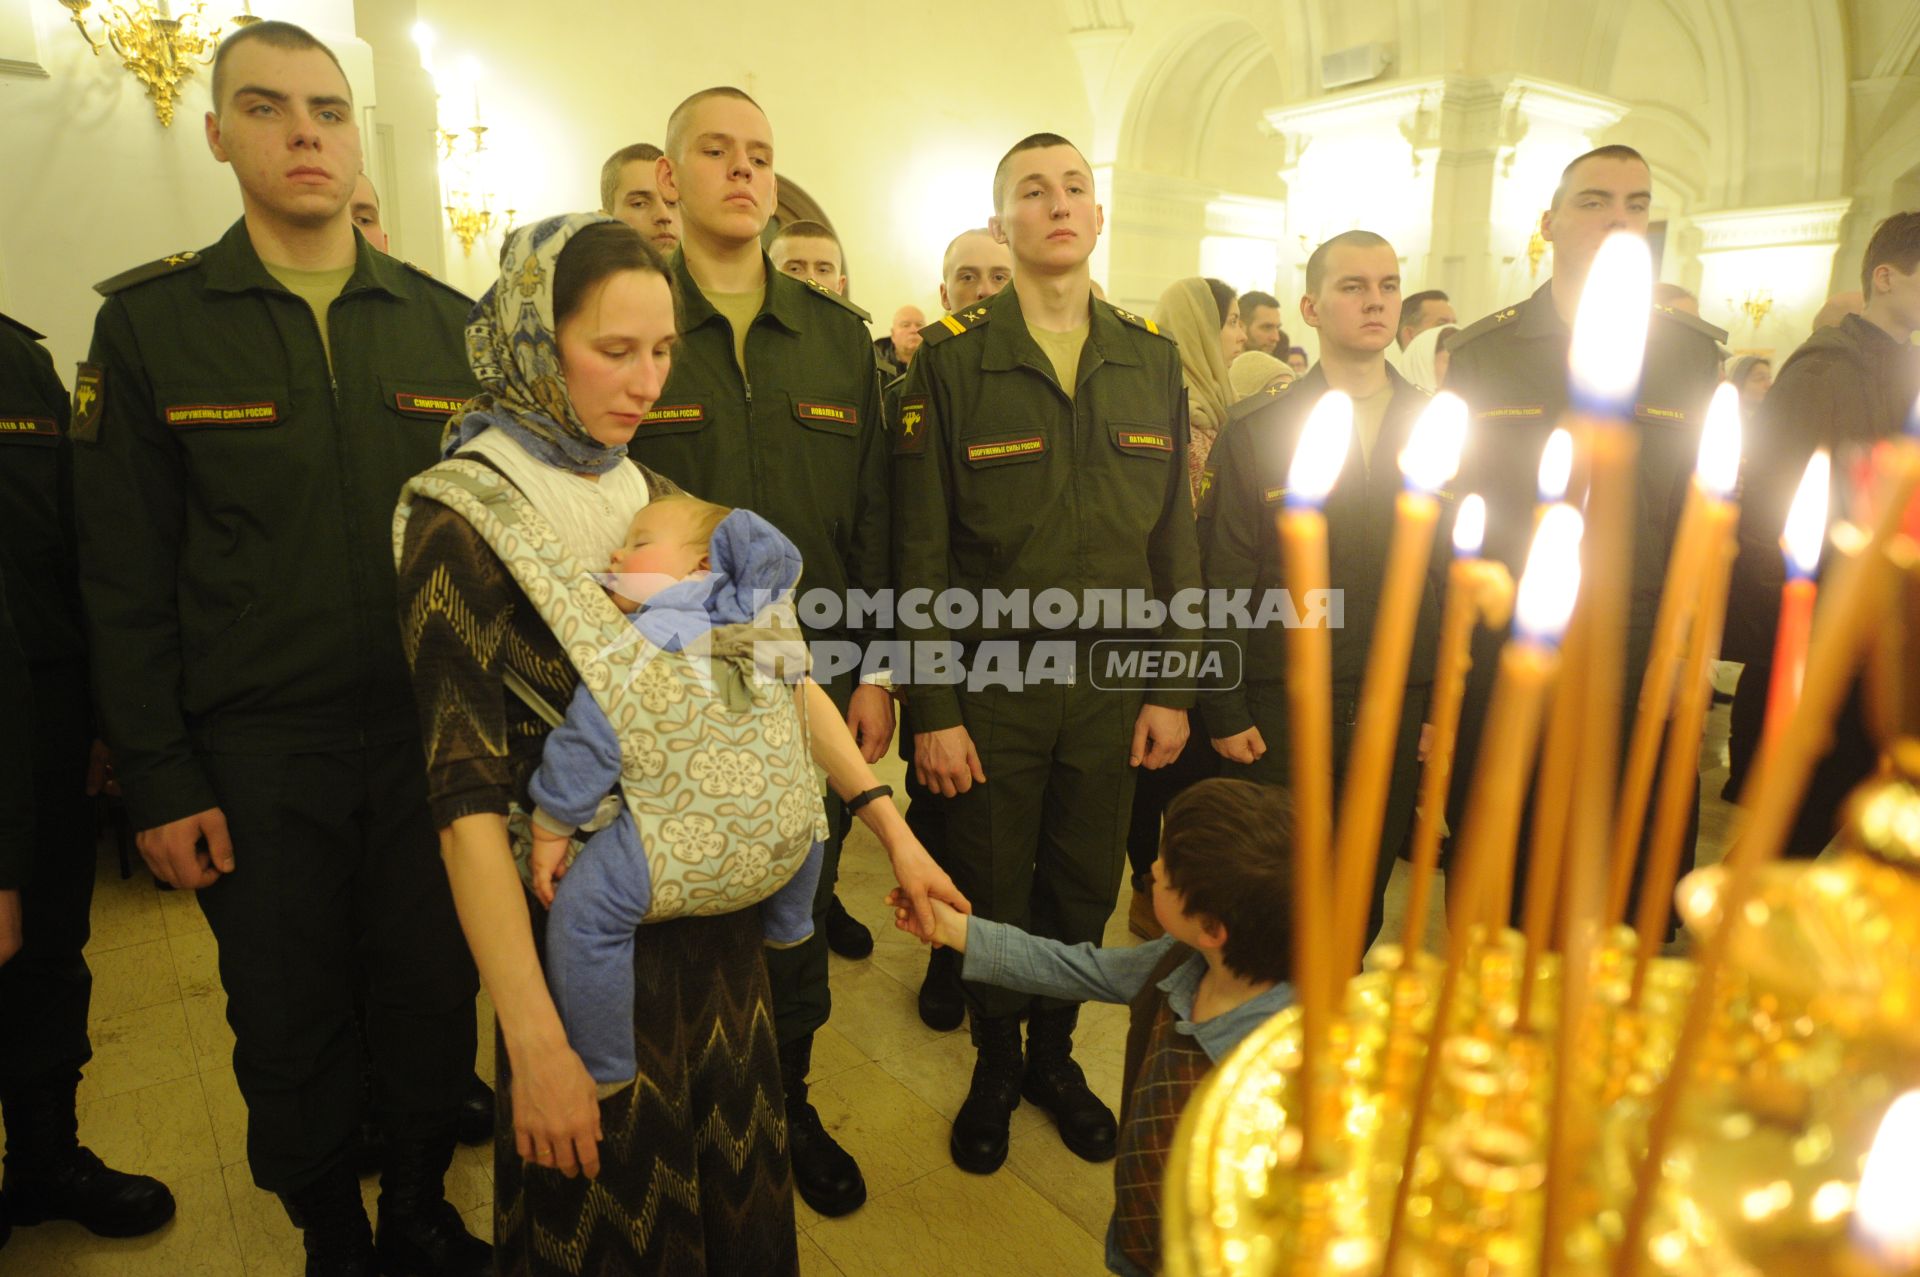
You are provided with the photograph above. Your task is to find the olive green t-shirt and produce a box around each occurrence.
[265,263,354,368]
[1029,319,1090,402]
[707,286,766,373]
[1352,380,1394,469]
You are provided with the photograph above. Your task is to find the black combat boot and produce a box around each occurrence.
[0,1080,175,1239]
[916,945,965,1032]
[280,1161,377,1277]
[950,1014,1023,1174]
[1022,1004,1117,1162]
[823,895,873,959]
[779,1034,866,1216]
[373,1134,491,1276]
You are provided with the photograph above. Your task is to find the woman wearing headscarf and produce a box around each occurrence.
[1118,278,1240,938]
[396,214,961,1275]
[1398,323,1457,394]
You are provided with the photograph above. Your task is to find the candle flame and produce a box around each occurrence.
[1856,1090,1920,1260]
[1696,383,1742,500]
[1453,494,1486,557]
[1537,428,1572,504]
[1907,387,1920,439]
[1568,234,1654,415]
[1400,392,1468,494]
[410,21,436,52]
[1286,391,1354,507]
[1782,449,1830,577]
[1514,504,1583,644]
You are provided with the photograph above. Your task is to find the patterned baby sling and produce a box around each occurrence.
[394,457,830,922]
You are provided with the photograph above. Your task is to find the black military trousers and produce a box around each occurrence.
[1220,679,1426,958]
[0,661,96,1108]
[195,740,477,1195]
[897,705,947,871]
[944,651,1145,1020]
[764,669,852,1047]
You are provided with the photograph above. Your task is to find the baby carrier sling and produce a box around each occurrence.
[395,457,829,921]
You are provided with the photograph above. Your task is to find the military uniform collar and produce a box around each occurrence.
[669,248,806,336]
[979,285,1140,375]
[201,217,407,299]
[1515,280,1569,341]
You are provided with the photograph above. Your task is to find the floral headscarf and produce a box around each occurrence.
[442,212,632,476]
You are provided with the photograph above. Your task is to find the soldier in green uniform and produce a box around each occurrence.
[898,226,1016,1033]
[0,312,177,1246]
[1198,230,1446,955]
[70,23,487,1275]
[894,133,1202,1175]
[637,86,894,1219]
[1445,144,1725,925]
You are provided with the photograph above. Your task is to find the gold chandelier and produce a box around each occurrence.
[60,0,256,127]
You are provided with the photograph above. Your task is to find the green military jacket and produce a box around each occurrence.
[1446,280,1725,633]
[0,312,85,669]
[1195,365,1449,739]
[72,219,477,829]
[891,286,1204,731]
[627,253,887,647]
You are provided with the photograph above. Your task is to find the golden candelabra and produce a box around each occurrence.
[1739,290,1774,330]
[1164,233,1920,1275]
[60,0,228,127]
[444,195,513,258]
[1528,230,1549,280]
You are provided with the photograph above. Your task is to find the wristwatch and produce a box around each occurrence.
[844,784,894,816]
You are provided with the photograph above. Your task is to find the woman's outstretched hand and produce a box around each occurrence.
[512,1037,603,1179]
[885,838,970,942]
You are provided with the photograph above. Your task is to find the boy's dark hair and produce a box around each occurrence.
[1158,779,1294,984]
[1862,211,1920,297]
[1401,288,1449,329]
[1238,289,1280,316]
[992,131,1086,209]
[210,20,348,112]
[1305,229,1393,295]
[599,142,664,214]
[770,218,841,249]
[553,222,676,329]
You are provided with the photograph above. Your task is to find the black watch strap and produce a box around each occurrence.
[844,784,894,816]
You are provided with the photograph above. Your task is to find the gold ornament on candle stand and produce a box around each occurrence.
[61,0,222,127]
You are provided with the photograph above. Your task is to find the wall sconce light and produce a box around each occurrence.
[415,26,514,258]
[1737,289,1773,329]
[1527,229,1548,279]
[61,0,256,126]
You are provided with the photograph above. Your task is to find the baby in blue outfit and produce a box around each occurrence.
[527,494,823,1086]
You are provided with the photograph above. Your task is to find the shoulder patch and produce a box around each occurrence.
[1652,305,1729,345]
[402,260,475,304]
[1102,300,1171,341]
[0,312,46,343]
[800,276,872,322]
[920,305,989,347]
[894,395,929,456]
[94,250,204,297]
[70,363,104,444]
[1446,305,1521,351]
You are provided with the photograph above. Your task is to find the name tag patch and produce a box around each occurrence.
[1478,404,1545,421]
[393,392,465,417]
[643,404,705,425]
[1635,403,1689,425]
[797,401,857,425]
[1262,485,1289,505]
[1116,430,1172,453]
[966,437,1045,463]
[0,416,57,444]
[165,402,279,428]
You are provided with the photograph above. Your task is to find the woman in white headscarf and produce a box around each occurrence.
[1398,323,1457,394]
[1151,277,1242,509]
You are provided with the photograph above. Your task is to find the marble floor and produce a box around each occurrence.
[0,700,1746,1275]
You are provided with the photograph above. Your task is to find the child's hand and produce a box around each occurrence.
[531,826,572,908]
[888,889,968,951]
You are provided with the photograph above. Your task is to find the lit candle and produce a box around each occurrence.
[1616,424,1920,1277]
[1856,1091,1920,1268]
[1536,426,1572,518]
[1516,606,1586,1018]
[411,22,437,73]
[1398,494,1514,958]
[1383,505,1581,1277]
[1606,385,1738,922]
[1276,390,1352,1166]
[1332,392,1467,974]
[1629,390,1741,1002]
[1760,449,1829,759]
